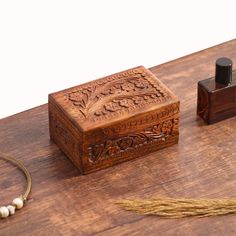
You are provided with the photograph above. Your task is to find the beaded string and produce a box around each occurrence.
[0,152,31,219]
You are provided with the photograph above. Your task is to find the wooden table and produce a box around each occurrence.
[1,40,236,236]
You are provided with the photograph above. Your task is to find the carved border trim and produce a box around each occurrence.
[88,118,179,164]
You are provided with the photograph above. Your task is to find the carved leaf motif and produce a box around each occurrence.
[117,137,133,150]
[68,86,96,117]
[88,119,175,163]
[89,144,104,162]
[67,71,169,119]
[105,144,120,156]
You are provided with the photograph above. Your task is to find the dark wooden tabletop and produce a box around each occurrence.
[1,39,236,236]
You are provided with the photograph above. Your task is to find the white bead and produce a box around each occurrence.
[12,198,24,209]
[7,205,15,215]
[0,206,9,218]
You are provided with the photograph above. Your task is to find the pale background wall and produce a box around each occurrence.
[0,0,235,119]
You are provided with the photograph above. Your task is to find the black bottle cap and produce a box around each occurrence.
[215,57,233,85]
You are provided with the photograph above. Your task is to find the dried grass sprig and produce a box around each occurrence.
[116,198,236,218]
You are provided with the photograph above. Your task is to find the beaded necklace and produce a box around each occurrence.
[0,153,31,219]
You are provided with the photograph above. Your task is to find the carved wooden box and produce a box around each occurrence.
[49,66,180,174]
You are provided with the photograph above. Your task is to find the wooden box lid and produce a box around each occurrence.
[49,66,179,132]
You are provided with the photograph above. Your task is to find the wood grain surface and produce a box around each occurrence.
[49,66,180,174]
[0,39,236,236]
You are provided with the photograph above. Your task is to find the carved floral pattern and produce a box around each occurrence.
[88,118,179,163]
[66,69,171,120]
